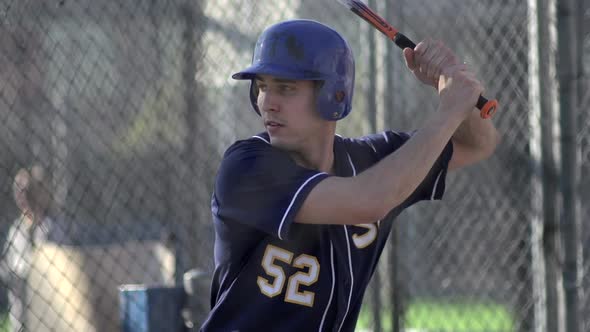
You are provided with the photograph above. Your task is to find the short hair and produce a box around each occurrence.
[13,165,52,218]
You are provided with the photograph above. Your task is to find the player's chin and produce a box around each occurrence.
[268,137,289,150]
[268,135,295,151]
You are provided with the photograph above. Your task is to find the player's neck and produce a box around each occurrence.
[288,132,335,174]
[290,149,334,174]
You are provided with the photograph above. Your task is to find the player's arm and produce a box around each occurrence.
[448,108,500,170]
[401,39,500,171]
[296,40,484,226]
[297,73,478,225]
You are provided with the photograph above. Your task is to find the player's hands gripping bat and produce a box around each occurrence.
[336,0,498,119]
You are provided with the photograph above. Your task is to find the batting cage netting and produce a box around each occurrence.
[0,0,587,331]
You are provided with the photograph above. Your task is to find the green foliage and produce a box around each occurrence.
[357,299,514,332]
[0,312,8,332]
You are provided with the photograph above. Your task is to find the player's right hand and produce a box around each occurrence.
[403,39,458,89]
[437,63,485,118]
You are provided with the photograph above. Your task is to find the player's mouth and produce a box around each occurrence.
[265,120,284,129]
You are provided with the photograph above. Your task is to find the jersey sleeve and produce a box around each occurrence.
[213,138,329,240]
[403,138,453,206]
[353,130,453,206]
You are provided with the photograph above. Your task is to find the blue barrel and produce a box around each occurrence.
[119,284,186,332]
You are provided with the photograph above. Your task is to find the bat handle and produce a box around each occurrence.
[393,33,499,119]
[476,96,498,119]
[392,33,416,49]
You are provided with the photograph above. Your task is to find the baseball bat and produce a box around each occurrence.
[336,0,498,119]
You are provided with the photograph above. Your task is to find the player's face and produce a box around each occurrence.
[255,75,327,151]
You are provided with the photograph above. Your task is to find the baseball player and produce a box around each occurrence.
[201,19,499,331]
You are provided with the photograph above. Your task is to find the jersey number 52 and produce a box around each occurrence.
[257,244,320,307]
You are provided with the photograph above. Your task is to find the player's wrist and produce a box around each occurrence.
[434,103,471,126]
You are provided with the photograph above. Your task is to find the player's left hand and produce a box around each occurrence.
[403,39,459,90]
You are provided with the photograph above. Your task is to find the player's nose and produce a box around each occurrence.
[258,91,280,113]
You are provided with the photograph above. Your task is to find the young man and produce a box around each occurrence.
[1,166,53,332]
[201,19,499,331]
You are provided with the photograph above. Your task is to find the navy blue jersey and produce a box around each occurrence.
[201,131,453,332]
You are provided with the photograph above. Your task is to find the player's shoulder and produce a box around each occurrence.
[222,132,274,159]
[227,133,270,151]
[337,130,411,155]
[219,132,293,173]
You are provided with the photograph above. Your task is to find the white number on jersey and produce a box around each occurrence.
[352,223,378,248]
[257,245,320,307]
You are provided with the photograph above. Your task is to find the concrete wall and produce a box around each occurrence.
[25,241,174,332]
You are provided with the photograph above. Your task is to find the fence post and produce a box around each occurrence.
[366,0,382,330]
[574,2,587,329]
[556,1,581,332]
[384,0,403,330]
[532,0,563,331]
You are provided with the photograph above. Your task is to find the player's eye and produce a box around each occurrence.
[279,84,295,94]
[256,82,268,92]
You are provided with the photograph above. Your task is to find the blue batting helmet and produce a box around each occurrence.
[232,19,355,121]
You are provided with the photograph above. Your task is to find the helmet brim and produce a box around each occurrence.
[231,63,326,81]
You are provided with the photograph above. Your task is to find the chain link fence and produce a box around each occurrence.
[375,1,533,331]
[580,2,590,332]
[0,0,586,331]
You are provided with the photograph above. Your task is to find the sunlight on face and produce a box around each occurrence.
[255,75,328,152]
